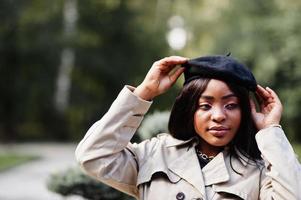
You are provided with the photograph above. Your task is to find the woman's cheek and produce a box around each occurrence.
[229,110,242,131]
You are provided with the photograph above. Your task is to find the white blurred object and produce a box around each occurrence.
[166,15,187,50]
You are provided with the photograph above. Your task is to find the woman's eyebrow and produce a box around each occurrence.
[222,93,237,99]
[200,95,214,100]
[200,93,237,100]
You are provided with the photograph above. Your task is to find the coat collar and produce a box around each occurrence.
[167,141,206,196]
[156,135,255,197]
[202,151,230,186]
[168,145,231,188]
[166,136,251,188]
[165,135,250,167]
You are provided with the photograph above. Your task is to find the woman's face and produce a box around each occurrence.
[194,79,241,155]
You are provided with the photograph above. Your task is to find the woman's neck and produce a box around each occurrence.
[196,141,223,157]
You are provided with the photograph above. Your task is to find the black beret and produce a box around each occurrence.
[183,55,257,91]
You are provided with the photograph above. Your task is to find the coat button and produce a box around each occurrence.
[176,192,185,200]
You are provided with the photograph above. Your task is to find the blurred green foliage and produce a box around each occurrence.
[138,110,170,140]
[47,167,134,200]
[1,0,301,142]
[0,0,168,141]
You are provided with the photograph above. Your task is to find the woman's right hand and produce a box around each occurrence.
[134,56,188,101]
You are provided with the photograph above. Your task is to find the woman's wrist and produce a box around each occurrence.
[133,85,154,101]
[265,124,282,129]
[260,123,282,130]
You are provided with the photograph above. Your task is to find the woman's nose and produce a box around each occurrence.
[211,107,226,122]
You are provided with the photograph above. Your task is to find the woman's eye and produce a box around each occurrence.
[199,104,211,110]
[225,103,239,110]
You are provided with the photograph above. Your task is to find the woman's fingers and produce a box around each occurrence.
[161,56,188,65]
[135,56,188,100]
[266,87,281,104]
[258,86,282,106]
[169,67,185,83]
[266,87,283,113]
[256,85,271,100]
[256,85,277,110]
[156,56,188,72]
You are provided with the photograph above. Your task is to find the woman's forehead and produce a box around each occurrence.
[203,79,233,92]
[199,79,238,100]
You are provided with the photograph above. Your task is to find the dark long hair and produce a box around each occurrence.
[168,78,261,164]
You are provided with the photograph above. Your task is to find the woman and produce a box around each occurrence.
[75,55,301,199]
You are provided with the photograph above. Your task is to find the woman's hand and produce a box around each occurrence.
[134,56,188,100]
[250,85,283,130]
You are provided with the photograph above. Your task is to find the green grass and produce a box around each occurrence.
[0,153,38,171]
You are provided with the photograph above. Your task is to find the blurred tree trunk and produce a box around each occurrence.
[54,0,77,112]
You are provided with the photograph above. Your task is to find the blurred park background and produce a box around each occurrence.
[1,0,301,199]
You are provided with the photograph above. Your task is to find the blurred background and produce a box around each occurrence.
[1,0,301,199]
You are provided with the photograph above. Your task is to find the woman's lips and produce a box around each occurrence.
[208,127,230,137]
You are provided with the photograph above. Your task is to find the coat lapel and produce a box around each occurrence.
[168,146,206,196]
[202,151,230,186]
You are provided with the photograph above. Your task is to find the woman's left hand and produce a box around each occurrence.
[250,85,283,130]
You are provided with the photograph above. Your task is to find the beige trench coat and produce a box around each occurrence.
[75,86,301,200]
